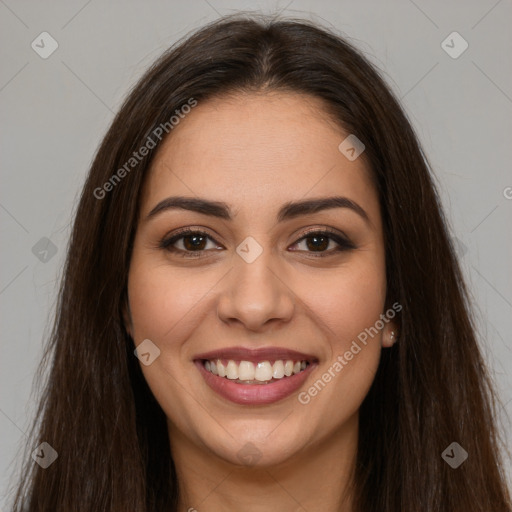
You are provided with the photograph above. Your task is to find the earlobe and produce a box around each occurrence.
[382,321,399,348]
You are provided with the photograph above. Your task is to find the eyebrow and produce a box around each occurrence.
[145,195,370,225]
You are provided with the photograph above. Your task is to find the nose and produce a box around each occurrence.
[216,250,295,332]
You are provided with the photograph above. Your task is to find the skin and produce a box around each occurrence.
[125,91,397,511]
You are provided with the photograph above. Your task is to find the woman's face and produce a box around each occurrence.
[126,92,396,467]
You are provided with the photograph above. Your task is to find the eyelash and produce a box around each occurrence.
[158,227,356,259]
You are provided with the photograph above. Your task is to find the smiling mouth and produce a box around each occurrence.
[201,359,309,384]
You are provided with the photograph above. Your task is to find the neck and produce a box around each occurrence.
[168,413,358,512]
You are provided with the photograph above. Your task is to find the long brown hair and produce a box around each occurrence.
[11,13,511,511]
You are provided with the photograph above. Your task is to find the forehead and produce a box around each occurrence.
[140,92,378,223]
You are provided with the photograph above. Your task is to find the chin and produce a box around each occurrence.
[196,417,314,468]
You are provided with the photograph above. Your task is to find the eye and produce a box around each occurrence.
[159,228,222,258]
[159,227,355,259]
[289,228,355,257]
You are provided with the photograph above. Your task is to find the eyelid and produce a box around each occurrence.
[295,226,351,242]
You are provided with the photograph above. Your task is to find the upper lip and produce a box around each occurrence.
[194,346,318,363]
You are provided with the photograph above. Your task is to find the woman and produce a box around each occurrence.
[12,13,511,512]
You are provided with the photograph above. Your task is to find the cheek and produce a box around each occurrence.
[126,259,211,429]
[293,257,386,413]
[336,270,387,343]
[297,259,387,349]
[127,259,211,343]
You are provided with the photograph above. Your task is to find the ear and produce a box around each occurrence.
[382,320,399,348]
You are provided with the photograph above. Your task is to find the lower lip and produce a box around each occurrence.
[195,360,316,405]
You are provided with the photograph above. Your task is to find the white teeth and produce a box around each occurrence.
[239,360,255,380]
[226,360,238,380]
[273,360,285,379]
[255,361,273,382]
[204,358,309,382]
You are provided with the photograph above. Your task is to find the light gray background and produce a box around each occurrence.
[1,0,511,507]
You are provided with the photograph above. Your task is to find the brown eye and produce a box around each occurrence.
[160,229,222,258]
[180,233,208,251]
[302,234,330,251]
[290,229,355,256]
